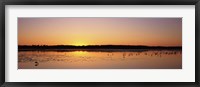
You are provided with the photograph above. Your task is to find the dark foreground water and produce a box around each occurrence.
[18,49,182,69]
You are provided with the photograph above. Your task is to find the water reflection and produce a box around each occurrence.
[18,50,182,69]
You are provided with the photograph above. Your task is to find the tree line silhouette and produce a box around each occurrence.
[18,45,182,51]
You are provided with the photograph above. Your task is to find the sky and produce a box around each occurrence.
[18,18,182,46]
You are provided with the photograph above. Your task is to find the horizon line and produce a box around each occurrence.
[18,45,182,47]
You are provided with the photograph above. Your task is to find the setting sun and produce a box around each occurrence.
[73,44,87,46]
[72,41,88,46]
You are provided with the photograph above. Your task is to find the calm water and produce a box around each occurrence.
[18,49,182,69]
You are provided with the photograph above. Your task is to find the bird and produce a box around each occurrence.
[35,61,39,66]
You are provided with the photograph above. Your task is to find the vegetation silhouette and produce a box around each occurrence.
[18,45,182,52]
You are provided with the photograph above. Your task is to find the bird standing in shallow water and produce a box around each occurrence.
[35,61,39,66]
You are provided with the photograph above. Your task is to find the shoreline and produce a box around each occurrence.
[18,45,182,52]
[18,48,182,52]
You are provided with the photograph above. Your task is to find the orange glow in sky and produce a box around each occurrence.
[18,18,182,46]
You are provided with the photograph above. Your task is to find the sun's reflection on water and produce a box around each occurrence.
[18,50,182,69]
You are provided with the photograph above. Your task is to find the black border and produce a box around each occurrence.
[0,0,200,87]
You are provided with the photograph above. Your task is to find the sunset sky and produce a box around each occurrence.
[18,18,182,46]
